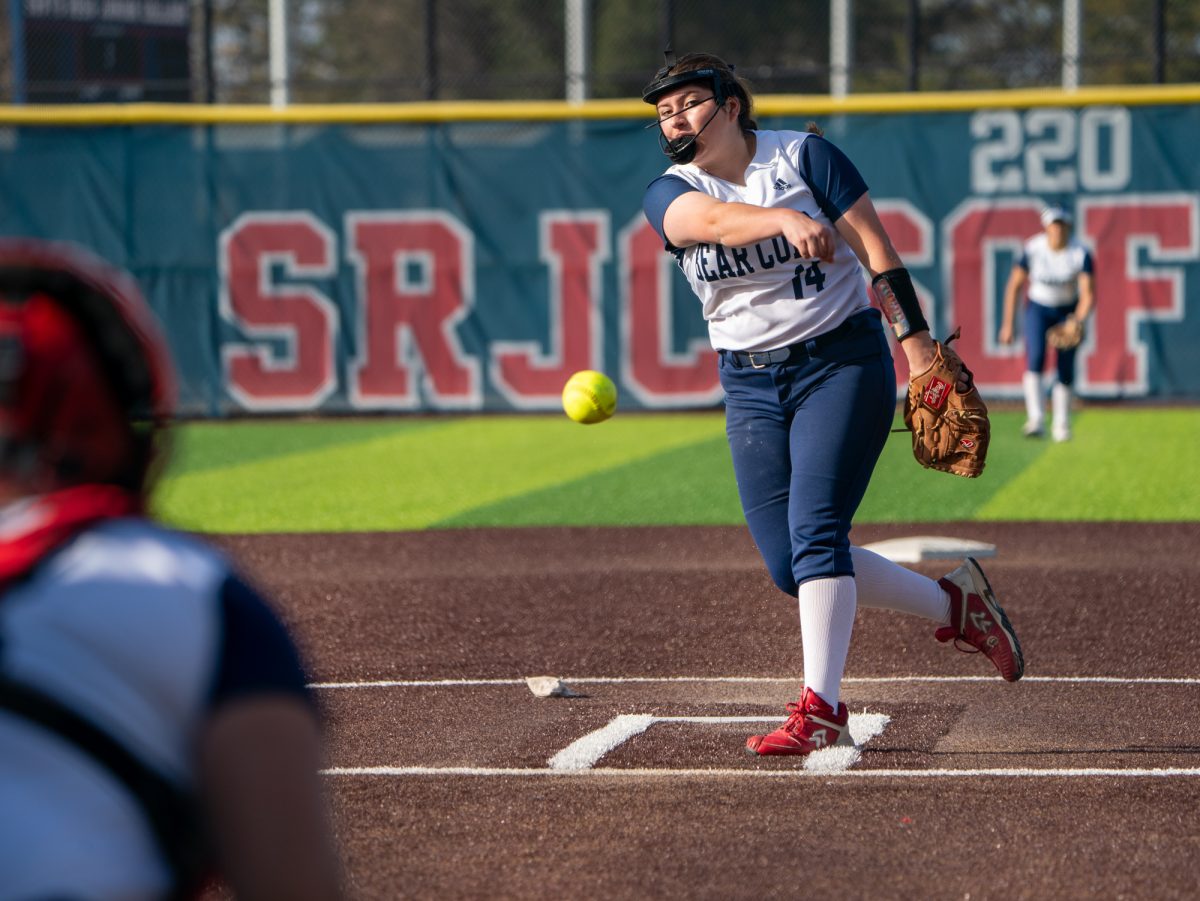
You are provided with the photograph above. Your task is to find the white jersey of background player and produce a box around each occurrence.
[1021,228,1093,308]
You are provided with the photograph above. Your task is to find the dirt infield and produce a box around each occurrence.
[210,522,1200,900]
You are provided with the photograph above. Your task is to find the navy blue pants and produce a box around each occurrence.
[1025,299,1079,387]
[718,309,896,594]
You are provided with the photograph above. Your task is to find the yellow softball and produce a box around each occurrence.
[561,370,617,424]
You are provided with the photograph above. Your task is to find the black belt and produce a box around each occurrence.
[721,312,865,369]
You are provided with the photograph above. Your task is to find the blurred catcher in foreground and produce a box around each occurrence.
[0,241,343,899]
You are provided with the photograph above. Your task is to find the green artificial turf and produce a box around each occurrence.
[153,407,1200,532]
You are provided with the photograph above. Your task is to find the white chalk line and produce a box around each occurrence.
[547,714,654,770]
[314,675,1200,781]
[546,713,890,772]
[322,766,1200,779]
[312,674,1200,690]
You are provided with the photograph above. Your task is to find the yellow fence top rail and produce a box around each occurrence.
[0,84,1197,126]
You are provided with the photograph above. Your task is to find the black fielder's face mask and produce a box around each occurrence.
[642,54,733,164]
[649,94,724,164]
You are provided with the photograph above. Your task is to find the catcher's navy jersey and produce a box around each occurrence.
[643,130,871,352]
[1018,232,1094,307]
[0,516,310,899]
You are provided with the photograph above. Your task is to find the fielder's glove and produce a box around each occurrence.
[900,328,990,478]
[1046,316,1085,351]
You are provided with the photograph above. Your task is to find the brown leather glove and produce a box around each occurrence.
[1046,316,1085,350]
[902,329,990,478]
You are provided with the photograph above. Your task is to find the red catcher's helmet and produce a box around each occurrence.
[0,240,176,494]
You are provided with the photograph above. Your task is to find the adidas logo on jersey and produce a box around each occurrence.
[773,178,790,192]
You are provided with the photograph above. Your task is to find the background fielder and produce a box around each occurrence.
[1000,204,1095,442]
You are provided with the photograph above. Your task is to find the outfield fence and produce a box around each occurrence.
[1,85,1198,415]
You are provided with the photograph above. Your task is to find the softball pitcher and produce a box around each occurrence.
[641,52,1024,757]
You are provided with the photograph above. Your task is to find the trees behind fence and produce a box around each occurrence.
[2,0,1198,105]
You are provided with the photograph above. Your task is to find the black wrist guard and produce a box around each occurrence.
[871,268,929,342]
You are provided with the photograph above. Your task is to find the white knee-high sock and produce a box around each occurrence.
[1023,371,1044,425]
[1052,382,1072,430]
[798,576,856,709]
[851,545,950,624]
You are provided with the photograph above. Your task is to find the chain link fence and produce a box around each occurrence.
[1,0,1197,104]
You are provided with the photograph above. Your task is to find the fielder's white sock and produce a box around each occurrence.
[1052,382,1072,439]
[851,545,951,624]
[798,576,856,709]
[1023,371,1044,426]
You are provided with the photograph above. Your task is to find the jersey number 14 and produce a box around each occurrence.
[791,261,827,299]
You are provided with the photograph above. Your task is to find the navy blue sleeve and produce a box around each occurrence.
[1081,250,1094,275]
[795,135,869,222]
[643,174,699,249]
[209,574,313,708]
[1017,252,1030,271]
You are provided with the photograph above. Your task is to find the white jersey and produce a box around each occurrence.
[1019,232,1094,308]
[0,516,309,899]
[643,129,871,352]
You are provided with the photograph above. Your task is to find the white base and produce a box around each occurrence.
[526,676,584,698]
[861,535,997,563]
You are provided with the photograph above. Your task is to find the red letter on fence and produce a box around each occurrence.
[1078,196,1196,393]
[347,212,480,409]
[491,212,609,407]
[219,213,338,411]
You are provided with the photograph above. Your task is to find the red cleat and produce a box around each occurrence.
[936,556,1025,682]
[745,687,853,757]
